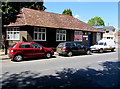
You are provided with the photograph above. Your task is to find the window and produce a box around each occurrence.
[6,27,20,40]
[74,31,83,41]
[56,30,66,41]
[97,42,104,45]
[76,42,82,47]
[32,43,42,48]
[66,43,76,47]
[19,43,31,48]
[33,27,46,41]
[106,31,109,33]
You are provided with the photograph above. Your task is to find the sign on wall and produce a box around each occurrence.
[74,31,83,41]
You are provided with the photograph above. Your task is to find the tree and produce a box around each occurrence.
[87,17,105,26]
[62,9,72,16]
[2,0,46,25]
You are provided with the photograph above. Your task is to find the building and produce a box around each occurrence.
[3,8,102,49]
[93,26,116,42]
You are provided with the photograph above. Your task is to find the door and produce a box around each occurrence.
[19,43,34,58]
[31,43,45,57]
[70,42,78,54]
[88,34,91,47]
[76,42,85,53]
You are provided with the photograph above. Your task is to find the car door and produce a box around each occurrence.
[31,43,45,57]
[19,43,34,58]
[70,42,78,54]
[76,42,85,53]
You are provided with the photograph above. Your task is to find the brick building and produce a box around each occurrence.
[3,8,103,49]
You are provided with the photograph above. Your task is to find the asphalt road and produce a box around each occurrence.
[0,51,120,89]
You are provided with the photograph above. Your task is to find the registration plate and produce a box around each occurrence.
[57,48,61,50]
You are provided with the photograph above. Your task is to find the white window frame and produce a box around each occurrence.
[74,31,83,41]
[6,27,20,40]
[56,30,66,41]
[33,27,46,41]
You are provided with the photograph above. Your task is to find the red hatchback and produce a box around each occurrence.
[8,42,54,61]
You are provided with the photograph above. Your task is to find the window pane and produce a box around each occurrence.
[41,29,45,32]
[35,33,37,40]
[7,35,10,39]
[60,34,62,40]
[42,34,45,40]
[39,33,41,40]
[63,35,65,40]
[14,33,19,39]
[56,34,59,40]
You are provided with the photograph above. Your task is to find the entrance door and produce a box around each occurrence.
[88,34,91,47]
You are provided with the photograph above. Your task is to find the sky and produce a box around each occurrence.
[44,1,118,29]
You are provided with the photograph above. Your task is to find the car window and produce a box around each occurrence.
[76,43,82,47]
[104,42,107,46]
[19,43,31,48]
[66,43,76,47]
[97,42,104,45]
[58,43,65,47]
[66,43,71,47]
[32,43,42,48]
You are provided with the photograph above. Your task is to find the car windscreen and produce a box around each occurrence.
[10,43,17,48]
[58,43,65,47]
[97,42,105,45]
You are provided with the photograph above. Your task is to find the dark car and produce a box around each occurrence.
[9,42,54,62]
[56,42,91,56]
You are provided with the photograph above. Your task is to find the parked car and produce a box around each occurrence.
[56,42,91,56]
[8,42,54,61]
[90,39,116,53]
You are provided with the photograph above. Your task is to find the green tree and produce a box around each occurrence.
[87,17,105,26]
[2,0,46,25]
[62,9,72,16]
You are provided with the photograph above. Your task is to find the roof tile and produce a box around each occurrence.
[6,8,101,32]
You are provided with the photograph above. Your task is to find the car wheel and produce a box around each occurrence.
[86,50,92,55]
[13,55,23,62]
[58,53,62,56]
[46,52,52,58]
[67,51,72,57]
[99,49,103,53]
[111,48,114,52]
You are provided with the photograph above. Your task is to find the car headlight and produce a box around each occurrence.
[11,50,14,53]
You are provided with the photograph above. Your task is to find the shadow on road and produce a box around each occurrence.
[1,61,120,89]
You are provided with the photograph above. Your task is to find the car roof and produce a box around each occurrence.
[15,42,37,45]
[17,42,36,44]
[60,42,80,44]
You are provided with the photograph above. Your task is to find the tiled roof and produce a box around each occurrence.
[6,8,102,32]
[103,26,115,31]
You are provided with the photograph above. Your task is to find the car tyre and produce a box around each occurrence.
[13,55,23,62]
[58,53,62,56]
[99,49,103,53]
[86,50,92,55]
[67,51,72,57]
[111,48,115,52]
[46,52,52,58]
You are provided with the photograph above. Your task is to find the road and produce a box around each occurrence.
[1,51,118,74]
[0,51,120,88]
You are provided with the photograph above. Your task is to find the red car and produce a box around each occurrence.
[8,42,54,62]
